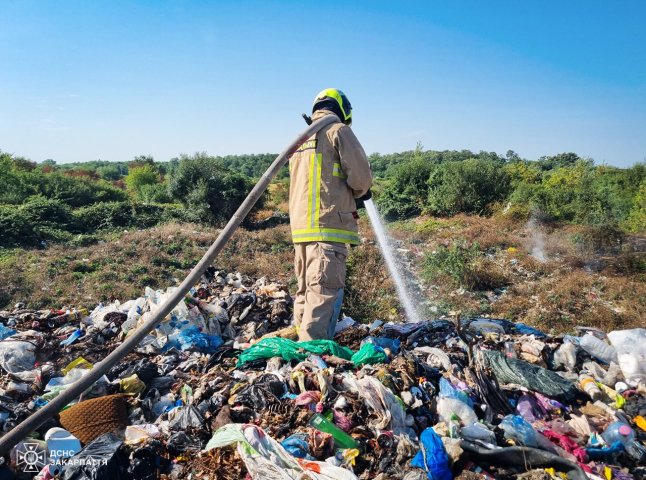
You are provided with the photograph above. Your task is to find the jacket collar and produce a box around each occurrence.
[312,109,342,123]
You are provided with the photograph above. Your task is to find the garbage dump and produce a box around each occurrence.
[0,268,645,479]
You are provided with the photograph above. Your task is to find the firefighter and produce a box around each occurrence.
[289,88,373,341]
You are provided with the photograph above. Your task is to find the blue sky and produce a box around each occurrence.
[1,1,644,167]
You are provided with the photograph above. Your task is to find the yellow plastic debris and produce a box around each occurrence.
[635,415,646,432]
[119,374,146,395]
[62,357,93,375]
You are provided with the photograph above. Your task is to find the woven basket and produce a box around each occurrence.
[59,394,128,445]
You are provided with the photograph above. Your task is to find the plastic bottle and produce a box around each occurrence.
[461,422,496,444]
[580,333,618,365]
[602,421,635,447]
[601,421,646,462]
[309,413,358,449]
[578,374,602,401]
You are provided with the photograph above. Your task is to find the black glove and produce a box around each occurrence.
[358,189,372,202]
[355,189,372,210]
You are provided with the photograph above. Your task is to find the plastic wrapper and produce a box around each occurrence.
[62,433,127,480]
[608,328,646,386]
[410,427,452,480]
[482,350,578,402]
[204,424,359,480]
[237,338,354,366]
[350,343,388,367]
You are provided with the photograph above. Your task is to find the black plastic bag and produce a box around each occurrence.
[169,405,206,431]
[166,432,202,456]
[62,432,128,480]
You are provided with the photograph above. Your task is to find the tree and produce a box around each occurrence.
[168,153,260,225]
[125,164,159,198]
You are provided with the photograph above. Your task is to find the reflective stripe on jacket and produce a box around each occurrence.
[288,110,373,245]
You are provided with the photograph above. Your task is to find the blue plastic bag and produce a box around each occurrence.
[361,336,401,354]
[499,414,538,447]
[411,427,453,480]
[0,324,16,340]
[280,433,313,460]
[438,377,473,408]
[177,326,223,353]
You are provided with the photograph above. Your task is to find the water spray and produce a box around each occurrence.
[364,199,422,323]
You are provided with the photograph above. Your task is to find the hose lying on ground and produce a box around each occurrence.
[0,114,338,455]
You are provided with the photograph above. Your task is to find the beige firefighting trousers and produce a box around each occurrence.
[294,241,347,341]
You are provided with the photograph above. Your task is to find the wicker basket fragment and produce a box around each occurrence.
[59,394,128,444]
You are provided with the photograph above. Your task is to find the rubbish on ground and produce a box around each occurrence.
[0,271,644,478]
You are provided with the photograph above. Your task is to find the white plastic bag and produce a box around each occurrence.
[608,328,646,386]
[204,424,358,480]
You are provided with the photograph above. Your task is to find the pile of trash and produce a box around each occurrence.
[0,267,645,479]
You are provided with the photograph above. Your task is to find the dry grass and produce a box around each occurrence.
[345,222,401,322]
[383,214,645,333]
[0,220,401,322]
[0,214,643,335]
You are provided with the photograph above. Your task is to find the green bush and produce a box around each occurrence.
[426,159,510,216]
[623,179,646,233]
[168,153,261,225]
[138,183,172,203]
[0,198,75,247]
[73,202,178,231]
[376,159,436,220]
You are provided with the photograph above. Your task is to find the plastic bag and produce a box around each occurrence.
[351,343,388,367]
[236,338,354,367]
[62,432,127,480]
[343,375,407,435]
[0,340,36,373]
[438,378,473,407]
[361,336,401,354]
[553,342,577,371]
[169,405,205,431]
[167,431,202,455]
[499,415,538,447]
[436,398,478,426]
[119,374,146,395]
[175,326,223,353]
[0,324,16,340]
[124,424,160,445]
[281,433,312,459]
[483,350,578,402]
[410,427,453,480]
[204,424,358,480]
[607,328,646,386]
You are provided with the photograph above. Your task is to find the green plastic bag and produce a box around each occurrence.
[350,343,388,367]
[236,338,354,367]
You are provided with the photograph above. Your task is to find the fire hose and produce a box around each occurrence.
[0,114,337,455]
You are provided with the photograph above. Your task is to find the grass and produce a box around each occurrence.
[0,213,643,335]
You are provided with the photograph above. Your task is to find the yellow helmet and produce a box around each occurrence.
[312,88,352,125]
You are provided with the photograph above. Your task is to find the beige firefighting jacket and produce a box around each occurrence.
[288,109,373,245]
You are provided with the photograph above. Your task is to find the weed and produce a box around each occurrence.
[423,241,482,288]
